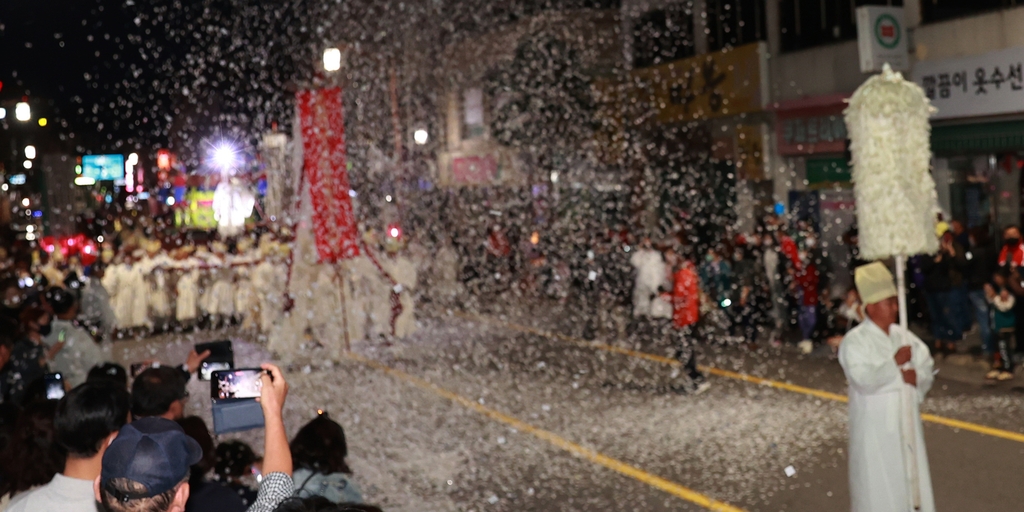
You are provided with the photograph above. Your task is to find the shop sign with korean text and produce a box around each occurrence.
[630,42,768,124]
[913,45,1024,120]
[774,96,849,156]
[856,6,909,73]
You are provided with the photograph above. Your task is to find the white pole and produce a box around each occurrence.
[896,254,921,510]
[896,255,908,331]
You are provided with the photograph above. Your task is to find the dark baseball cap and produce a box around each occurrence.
[100,417,203,501]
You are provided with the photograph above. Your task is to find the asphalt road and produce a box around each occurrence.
[109,311,1024,512]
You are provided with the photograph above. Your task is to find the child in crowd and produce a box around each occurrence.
[984,272,1015,381]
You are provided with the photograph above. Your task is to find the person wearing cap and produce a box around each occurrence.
[6,381,130,512]
[838,262,936,512]
[96,363,294,512]
[44,287,110,387]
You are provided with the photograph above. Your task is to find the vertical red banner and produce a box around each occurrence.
[297,87,360,262]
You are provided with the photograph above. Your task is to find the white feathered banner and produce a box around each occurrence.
[844,64,939,260]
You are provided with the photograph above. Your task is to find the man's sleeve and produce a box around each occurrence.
[911,336,936,401]
[245,472,295,512]
[838,333,903,395]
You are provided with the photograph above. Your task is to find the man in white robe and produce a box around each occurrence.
[839,262,935,512]
[172,248,202,326]
[252,242,288,336]
[629,238,667,318]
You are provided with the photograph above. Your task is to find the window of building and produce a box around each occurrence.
[632,4,695,68]
[922,0,1021,24]
[706,0,768,52]
[780,0,902,53]
[463,87,485,139]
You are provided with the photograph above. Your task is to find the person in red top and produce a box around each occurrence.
[997,225,1024,268]
[795,252,819,344]
[669,249,710,395]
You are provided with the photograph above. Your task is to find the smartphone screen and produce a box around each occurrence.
[200,361,233,381]
[212,369,264,400]
[195,341,234,381]
[45,373,65,400]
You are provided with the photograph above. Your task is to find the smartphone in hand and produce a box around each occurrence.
[196,340,234,381]
[44,372,65,400]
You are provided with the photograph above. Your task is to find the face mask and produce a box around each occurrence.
[1006,238,1021,248]
[39,322,53,337]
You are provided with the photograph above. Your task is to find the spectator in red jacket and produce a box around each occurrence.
[670,250,710,395]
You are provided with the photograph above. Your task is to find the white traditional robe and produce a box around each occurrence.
[838,319,935,512]
[252,258,287,334]
[139,254,172,322]
[233,254,259,328]
[174,257,202,322]
[342,256,376,343]
[630,249,667,318]
[206,256,236,317]
[106,262,150,328]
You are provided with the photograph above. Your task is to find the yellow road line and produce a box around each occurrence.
[344,351,746,512]
[457,312,1024,444]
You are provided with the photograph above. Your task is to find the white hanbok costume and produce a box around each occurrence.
[839,319,935,512]
[139,253,172,323]
[206,254,236,318]
[106,260,150,328]
[629,248,666,318]
[252,254,288,334]
[174,257,203,323]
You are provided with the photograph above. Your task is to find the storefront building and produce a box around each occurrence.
[913,43,1024,234]
[626,41,773,240]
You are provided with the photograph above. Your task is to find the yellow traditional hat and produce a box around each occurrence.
[854,262,898,305]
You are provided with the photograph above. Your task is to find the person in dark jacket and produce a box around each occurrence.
[177,416,248,512]
[965,227,998,358]
[921,228,969,355]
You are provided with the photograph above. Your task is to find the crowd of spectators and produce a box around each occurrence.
[620,216,1023,382]
[0,356,381,512]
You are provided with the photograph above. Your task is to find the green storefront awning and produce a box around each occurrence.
[931,120,1024,154]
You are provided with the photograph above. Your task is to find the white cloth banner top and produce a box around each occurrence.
[912,45,1024,120]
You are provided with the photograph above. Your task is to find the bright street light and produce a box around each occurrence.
[24,146,36,159]
[323,48,342,72]
[22,160,32,170]
[414,129,429,145]
[15,102,30,122]
[21,198,30,207]
[212,143,237,171]
[0,108,5,120]
[127,153,139,165]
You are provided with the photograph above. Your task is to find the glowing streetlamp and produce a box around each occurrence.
[212,143,238,172]
[15,102,30,121]
[24,146,36,160]
[323,48,342,72]
[414,129,429,145]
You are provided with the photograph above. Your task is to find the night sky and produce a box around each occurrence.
[1,0,311,162]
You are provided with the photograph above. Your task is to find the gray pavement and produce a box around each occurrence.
[109,311,1024,511]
